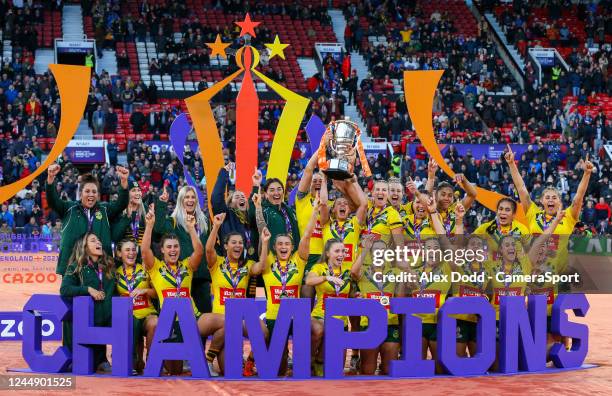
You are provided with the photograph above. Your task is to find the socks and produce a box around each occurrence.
[206,348,220,363]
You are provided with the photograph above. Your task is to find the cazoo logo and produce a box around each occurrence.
[0,312,61,341]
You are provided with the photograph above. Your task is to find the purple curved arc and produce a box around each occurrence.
[169,113,206,210]
[288,115,326,206]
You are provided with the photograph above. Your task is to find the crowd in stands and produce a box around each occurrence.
[0,0,610,236]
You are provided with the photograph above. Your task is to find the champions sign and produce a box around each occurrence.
[21,294,589,378]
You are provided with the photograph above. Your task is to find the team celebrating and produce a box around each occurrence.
[51,138,593,376]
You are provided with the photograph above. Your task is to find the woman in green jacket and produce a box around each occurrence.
[60,233,117,373]
[46,163,130,276]
[154,185,212,314]
[260,176,300,251]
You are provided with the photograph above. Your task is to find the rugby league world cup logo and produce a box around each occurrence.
[0,13,513,218]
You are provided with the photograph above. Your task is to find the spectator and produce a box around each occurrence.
[105,107,118,133]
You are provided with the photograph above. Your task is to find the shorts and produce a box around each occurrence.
[422,323,437,341]
[302,254,321,284]
[456,319,477,343]
[362,324,400,343]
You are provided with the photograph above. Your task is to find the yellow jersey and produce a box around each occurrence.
[262,252,306,320]
[116,263,157,320]
[365,203,403,245]
[526,201,576,263]
[451,262,490,323]
[210,256,254,314]
[310,262,351,325]
[412,261,452,324]
[148,257,199,317]
[528,256,567,316]
[357,264,401,327]
[474,219,530,253]
[439,201,459,236]
[295,192,324,256]
[485,256,532,320]
[322,215,361,265]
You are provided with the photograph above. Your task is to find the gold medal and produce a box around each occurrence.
[248,247,255,256]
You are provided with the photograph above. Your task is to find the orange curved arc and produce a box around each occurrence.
[184,69,243,215]
[0,64,90,203]
[402,70,526,224]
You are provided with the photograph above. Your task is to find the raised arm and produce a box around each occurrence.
[211,165,231,215]
[298,196,320,261]
[153,186,173,235]
[45,163,70,217]
[425,157,438,194]
[504,145,531,213]
[455,173,477,210]
[528,208,565,265]
[351,234,374,281]
[185,212,204,271]
[141,204,156,271]
[252,190,267,234]
[206,213,225,269]
[354,181,368,225]
[319,173,330,225]
[297,152,318,195]
[570,157,594,220]
[250,227,271,276]
[107,165,130,220]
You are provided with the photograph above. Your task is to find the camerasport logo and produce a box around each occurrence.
[0,253,59,284]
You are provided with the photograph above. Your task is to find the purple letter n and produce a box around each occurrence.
[499,295,547,373]
[224,298,311,379]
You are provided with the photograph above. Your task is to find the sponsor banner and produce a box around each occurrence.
[144,140,199,155]
[529,48,556,66]
[65,139,105,163]
[570,236,612,255]
[405,144,558,161]
[604,144,612,161]
[0,311,62,341]
[0,236,60,253]
[363,142,389,154]
[0,253,60,285]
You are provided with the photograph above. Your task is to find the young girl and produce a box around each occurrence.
[305,239,352,376]
[115,239,158,374]
[60,233,116,373]
[205,212,266,376]
[351,235,403,375]
[142,204,223,376]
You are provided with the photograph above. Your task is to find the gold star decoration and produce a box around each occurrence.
[206,34,231,59]
[265,35,289,60]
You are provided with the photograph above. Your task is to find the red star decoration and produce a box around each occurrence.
[235,13,261,37]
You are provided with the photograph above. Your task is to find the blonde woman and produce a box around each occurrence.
[155,185,212,314]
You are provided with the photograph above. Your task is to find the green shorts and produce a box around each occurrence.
[303,254,321,284]
[363,324,400,343]
[456,319,477,343]
[422,323,437,341]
